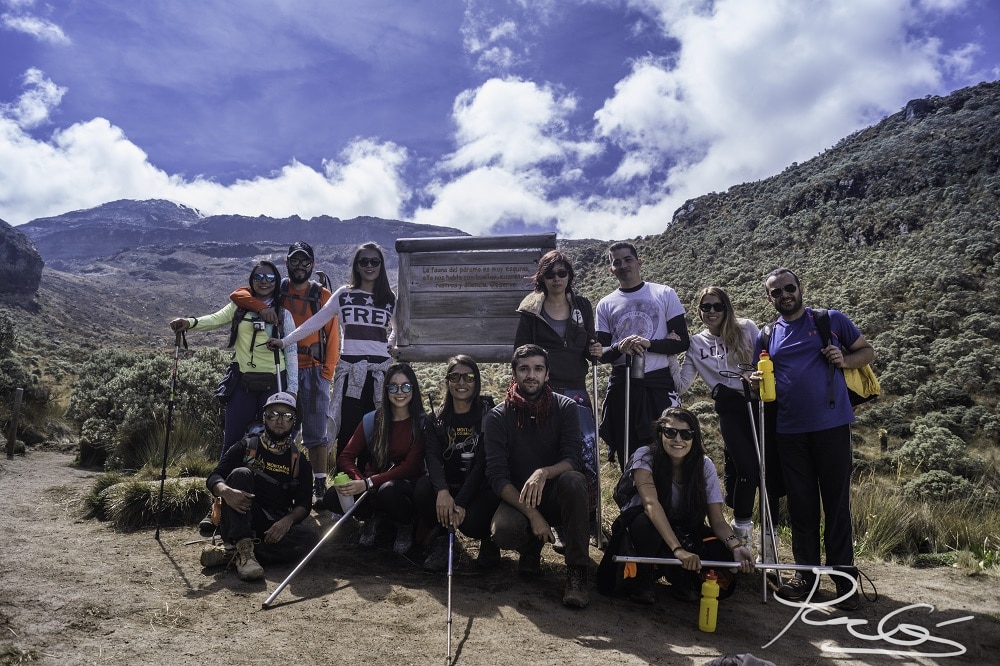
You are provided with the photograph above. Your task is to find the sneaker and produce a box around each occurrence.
[562,566,589,608]
[423,535,449,572]
[234,538,264,581]
[198,510,216,536]
[312,477,328,511]
[476,538,502,570]
[393,522,414,555]
[359,518,380,548]
[776,574,815,602]
[518,539,543,577]
[551,526,566,555]
[200,542,234,568]
[833,570,861,611]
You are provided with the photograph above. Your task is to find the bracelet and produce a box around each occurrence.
[189,317,198,328]
[672,545,684,555]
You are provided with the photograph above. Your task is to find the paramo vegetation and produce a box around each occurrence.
[0,81,997,570]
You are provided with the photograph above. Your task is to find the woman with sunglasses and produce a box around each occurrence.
[271,242,396,462]
[415,355,502,571]
[607,408,753,604]
[514,250,603,536]
[334,363,426,554]
[170,260,299,458]
[675,286,769,553]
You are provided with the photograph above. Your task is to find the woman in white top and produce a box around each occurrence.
[675,286,770,549]
[270,242,396,459]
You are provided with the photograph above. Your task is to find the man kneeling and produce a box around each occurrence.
[202,392,319,580]
[485,344,592,608]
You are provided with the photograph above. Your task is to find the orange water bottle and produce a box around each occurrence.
[698,570,720,633]
[758,351,776,402]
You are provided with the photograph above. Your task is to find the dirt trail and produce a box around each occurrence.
[1,451,997,666]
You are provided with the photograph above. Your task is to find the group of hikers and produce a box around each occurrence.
[172,238,874,613]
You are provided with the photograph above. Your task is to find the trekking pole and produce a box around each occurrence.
[445,524,455,665]
[614,555,836,574]
[272,344,284,394]
[721,366,783,600]
[623,354,632,468]
[591,359,607,549]
[155,331,185,541]
[262,489,369,608]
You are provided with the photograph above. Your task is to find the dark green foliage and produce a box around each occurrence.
[895,425,981,478]
[87,477,210,529]
[67,348,227,469]
[904,470,975,502]
[0,310,50,408]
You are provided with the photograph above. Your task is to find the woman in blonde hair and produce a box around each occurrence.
[675,286,775,553]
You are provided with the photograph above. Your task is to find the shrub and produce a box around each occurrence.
[895,425,981,477]
[903,470,975,501]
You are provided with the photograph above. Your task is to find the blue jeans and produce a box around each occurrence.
[297,366,330,451]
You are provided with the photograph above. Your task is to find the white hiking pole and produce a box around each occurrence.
[614,555,835,575]
[623,354,632,468]
[262,490,369,608]
[591,361,607,549]
[445,524,455,665]
[272,345,284,393]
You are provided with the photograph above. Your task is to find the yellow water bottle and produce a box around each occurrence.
[758,350,776,402]
[698,570,720,633]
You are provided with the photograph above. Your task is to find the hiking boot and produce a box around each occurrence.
[312,477,328,511]
[393,522,414,555]
[359,518,380,548]
[198,509,216,536]
[476,538,502,570]
[234,538,264,581]
[423,535,449,572]
[629,566,656,605]
[518,539,543,577]
[200,542,234,568]
[833,569,861,611]
[562,566,589,608]
[670,578,701,602]
[776,573,815,602]
[551,526,566,555]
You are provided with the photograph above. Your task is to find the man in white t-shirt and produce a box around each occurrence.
[596,242,689,471]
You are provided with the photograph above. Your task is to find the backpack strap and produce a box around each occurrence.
[281,279,327,363]
[812,308,837,408]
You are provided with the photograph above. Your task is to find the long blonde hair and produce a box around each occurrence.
[695,286,754,366]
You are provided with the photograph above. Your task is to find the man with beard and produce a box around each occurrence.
[485,344,591,608]
[201,392,319,581]
[757,268,874,610]
[231,241,339,508]
[596,241,689,470]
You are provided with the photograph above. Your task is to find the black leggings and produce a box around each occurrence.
[413,476,499,540]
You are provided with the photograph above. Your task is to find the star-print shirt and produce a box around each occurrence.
[280,286,396,358]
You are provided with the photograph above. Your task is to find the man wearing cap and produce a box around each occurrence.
[202,392,319,580]
[231,241,340,508]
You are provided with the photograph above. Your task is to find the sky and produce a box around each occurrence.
[1,0,997,240]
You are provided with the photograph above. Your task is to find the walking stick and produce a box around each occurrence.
[445,524,455,665]
[272,345,284,393]
[614,555,836,574]
[721,366,783,600]
[154,331,185,541]
[262,490,369,607]
[623,354,632,467]
[591,360,607,549]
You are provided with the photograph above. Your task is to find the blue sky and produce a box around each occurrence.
[1,0,997,239]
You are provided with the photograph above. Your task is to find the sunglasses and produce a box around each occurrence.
[357,258,382,268]
[387,382,413,394]
[699,302,725,313]
[659,426,694,441]
[544,269,569,279]
[446,372,476,384]
[288,258,313,268]
[264,410,295,422]
[768,283,798,299]
[252,273,277,284]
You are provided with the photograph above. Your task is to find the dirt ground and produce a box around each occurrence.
[1,451,998,666]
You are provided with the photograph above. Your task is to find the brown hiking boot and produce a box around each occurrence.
[562,565,589,608]
[200,542,234,568]
[234,538,264,581]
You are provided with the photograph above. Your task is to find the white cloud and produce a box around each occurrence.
[1,12,69,44]
[0,71,411,225]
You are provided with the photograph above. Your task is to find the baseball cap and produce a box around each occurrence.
[264,392,297,411]
[287,241,314,261]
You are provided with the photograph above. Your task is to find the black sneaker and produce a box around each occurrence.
[476,538,502,570]
[198,510,216,536]
[423,535,449,572]
[776,574,815,602]
[518,539,543,577]
[833,574,861,611]
[312,477,328,511]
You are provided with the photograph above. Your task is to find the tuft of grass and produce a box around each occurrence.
[115,418,217,475]
[851,473,915,559]
[84,471,128,519]
[99,477,211,530]
[0,646,39,665]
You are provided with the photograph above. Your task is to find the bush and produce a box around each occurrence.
[903,470,975,501]
[895,424,981,477]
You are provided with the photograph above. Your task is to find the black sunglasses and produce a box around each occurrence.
[446,372,476,384]
[357,257,382,268]
[387,382,413,394]
[699,302,725,313]
[288,258,313,268]
[768,283,798,299]
[252,273,277,283]
[659,426,694,441]
[544,269,569,279]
